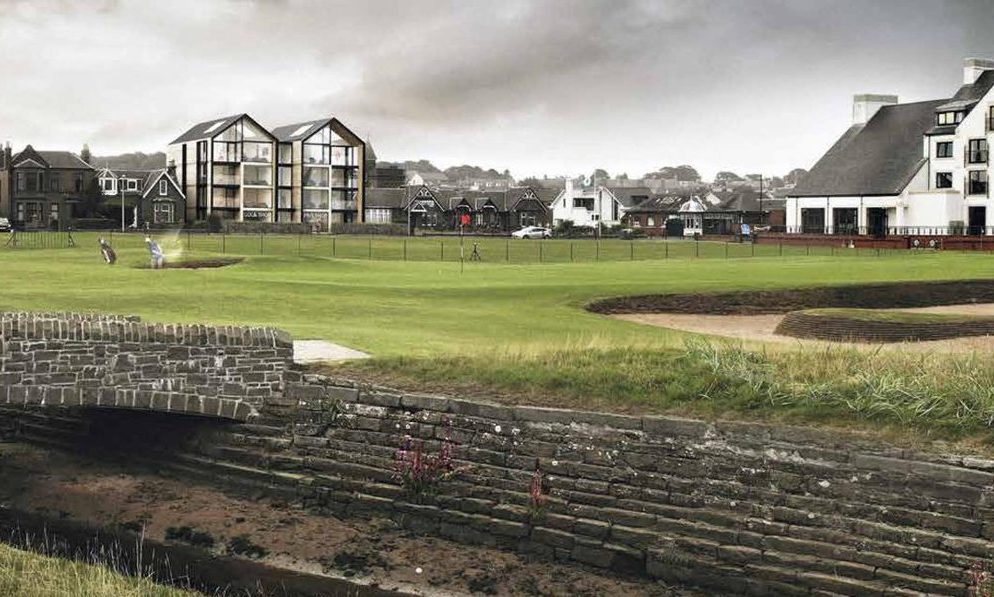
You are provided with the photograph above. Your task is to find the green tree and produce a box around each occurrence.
[784,168,808,185]
[714,171,742,183]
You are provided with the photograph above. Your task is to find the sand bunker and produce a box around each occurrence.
[615,303,994,352]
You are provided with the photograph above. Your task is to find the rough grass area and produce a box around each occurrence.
[325,339,994,444]
[0,542,194,597]
[802,307,994,324]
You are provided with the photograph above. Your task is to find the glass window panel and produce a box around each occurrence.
[278,189,292,209]
[278,166,292,186]
[243,164,272,186]
[242,142,272,163]
[211,187,239,209]
[216,123,239,142]
[303,189,329,209]
[303,144,329,165]
[242,119,268,140]
[279,143,292,164]
[243,188,273,208]
[303,167,329,187]
[212,164,239,185]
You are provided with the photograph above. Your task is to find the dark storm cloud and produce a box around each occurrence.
[0,0,992,178]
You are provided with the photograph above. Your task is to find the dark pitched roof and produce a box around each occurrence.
[790,99,948,197]
[170,114,245,144]
[11,145,93,170]
[270,119,330,142]
[625,195,684,213]
[604,185,652,208]
[364,188,407,209]
[926,70,994,134]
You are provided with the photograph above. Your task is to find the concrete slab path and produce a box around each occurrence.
[293,340,369,364]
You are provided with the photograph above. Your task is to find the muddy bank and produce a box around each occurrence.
[0,443,686,596]
[588,278,994,315]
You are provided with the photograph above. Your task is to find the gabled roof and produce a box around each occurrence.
[624,195,684,214]
[11,145,93,170]
[141,169,184,199]
[790,99,948,197]
[270,119,330,142]
[170,114,245,144]
[602,185,652,208]
[364,188,407,209]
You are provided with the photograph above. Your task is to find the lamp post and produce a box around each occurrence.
[119,175,126,232]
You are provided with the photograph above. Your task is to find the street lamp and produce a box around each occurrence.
[119,175,126,232]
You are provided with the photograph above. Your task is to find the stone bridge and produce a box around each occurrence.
[3,311,994,595]
[0,312,292,421]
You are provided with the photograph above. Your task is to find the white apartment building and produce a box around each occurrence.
[787,58,994,235]
[551,179,649,228]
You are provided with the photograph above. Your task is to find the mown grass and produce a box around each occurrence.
[803,307,994,324]
[328,338,994,443]
[0,542,195,597]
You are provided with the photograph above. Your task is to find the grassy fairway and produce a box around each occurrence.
[5,233,994,439]
[1,232,993,357]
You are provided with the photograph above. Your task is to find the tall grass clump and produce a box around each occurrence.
[330,338,994,440]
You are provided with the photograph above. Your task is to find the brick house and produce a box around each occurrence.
[0,145,96,229]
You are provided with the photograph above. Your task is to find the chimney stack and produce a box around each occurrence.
[963,57,994,85]
[852,94,898,125]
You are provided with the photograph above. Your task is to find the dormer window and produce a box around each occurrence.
[936,111,964,126]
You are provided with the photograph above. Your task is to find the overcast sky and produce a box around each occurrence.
[1,0,993,180]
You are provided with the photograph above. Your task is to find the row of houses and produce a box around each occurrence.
[363,181,782,235]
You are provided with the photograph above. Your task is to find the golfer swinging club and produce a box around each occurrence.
[146,235,164,269]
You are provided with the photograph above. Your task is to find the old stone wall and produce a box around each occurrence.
[0,312,292,420]
[2,313,994,596]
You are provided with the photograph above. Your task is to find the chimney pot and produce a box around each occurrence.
[963,57,994,85]
[852,93,898,125]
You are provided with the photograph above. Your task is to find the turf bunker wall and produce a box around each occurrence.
[587,278,994,315]
[2,313,994,595]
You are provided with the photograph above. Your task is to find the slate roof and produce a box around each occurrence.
[925,70,994,135]
[603,185,652,208]
[170,114,244,145]
[11,146,93,170]
[270,119,330,142]
[364,188,407,209]
[624,195,684,213]
[790,99,948,197]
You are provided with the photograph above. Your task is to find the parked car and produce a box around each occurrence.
[511,226,552,239]
[0,217,11,233]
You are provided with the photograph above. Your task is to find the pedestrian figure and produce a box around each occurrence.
[470,242,482,261]
[146,235,164,269]
[98,237,117,265]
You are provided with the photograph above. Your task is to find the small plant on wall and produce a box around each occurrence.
[972,561,994,597]
[394,418,459,497]
[527,465,546,521]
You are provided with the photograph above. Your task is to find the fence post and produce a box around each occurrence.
[222,232,226,254]
[779,239,783,256]
[506,239,509,262]
[751,241,754,257]
[570,242,574,262]
[440,241,444,261]
[539,240,543,262]
[404,239,407,261]
[297,231,301,256]
[260,231,264,255]
[630,241,634,261]
[368,236,372,260]
[724,242,728,259]
[665,241,668,259]
[695,238,699,258]
[806,243,810,256]
[332,236,336,257]
[187,230,192,251]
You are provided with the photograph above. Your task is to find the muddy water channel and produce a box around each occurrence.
[0,443,682,596]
